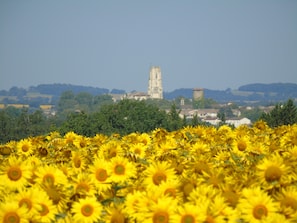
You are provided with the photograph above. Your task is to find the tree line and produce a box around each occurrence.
[0,93,296,144]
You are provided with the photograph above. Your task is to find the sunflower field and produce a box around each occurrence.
[0,121,297,223]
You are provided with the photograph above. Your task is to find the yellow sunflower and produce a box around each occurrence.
[35,188,59,223]
[14,187,41,220]
[124,190,146,221]
[102,203,127,223]
[127,143,147,159]
[71,196,103,223]
[34,164,68,187]
[0,201,29,223]
[71,150,88,172]
[0,156,32,191]
[71,172,96,197]
[142,161,178,188]
[171,202,206,223]
[89,157,112,194]
[187,184,218,204]
[154,135,178,158]
[142,196,177,223]
[274,186,297,219]
[157,179,183,202]
[73,135,90,149]
[97,139,124,159]
[231,135,251,155]
[16,138,35,157]
[41,183,70,213]
[107,156,137,184]
[280,124,297,148]
[63,131,79,145]
[237,187,279,222]
[253,120,269,132]
[256,153,292,189]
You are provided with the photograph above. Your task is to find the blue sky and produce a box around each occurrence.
[0,0,296,92]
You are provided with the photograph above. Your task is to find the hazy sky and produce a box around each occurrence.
[0,0,296,92]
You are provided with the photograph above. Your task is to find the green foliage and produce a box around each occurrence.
[59,112,93,136]
[240,107,263,122]
[193,98,218,109]
[259,99,297,127]
[57,91,113,114]
[165,103,184,131]
[0,108,54,143]
[59,99,169,136]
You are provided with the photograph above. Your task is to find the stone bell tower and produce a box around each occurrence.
[148,66,163,99]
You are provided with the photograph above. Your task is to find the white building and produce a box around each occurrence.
[148,66,163,99]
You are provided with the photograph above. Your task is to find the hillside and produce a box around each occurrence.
[164,83,297,104]
[0,83,296,107]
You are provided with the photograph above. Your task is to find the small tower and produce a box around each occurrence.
[148,66,163,99]
[193,88,204,101]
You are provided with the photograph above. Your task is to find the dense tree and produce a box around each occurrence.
[59,99,174,136]
[59,112,93,136]
[259,99,297,127]
[241,107,263,122]
[165,104,184,131]
[0,108,54,143]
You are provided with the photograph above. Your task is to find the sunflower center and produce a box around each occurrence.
[134,148,141,154]
[96,168,108,182]
[73,156,82,168]
[292,136,297,146]
[1,146,11,155]
[80,141,87,148]
[265,166,282,182]
[181,214,195,223]
[153,211,169,223]
[43,174,55,186]
[164,188,176,198]
[153,172,167,185]
[39,147,48,156]
[19,198,33,210]
[7,166,22,181]
[109,148,117,158]
[110,209,125,223]
[114,164,125,175]
[39,203,50,216]
[281,196,297,211]
[22,144,29,152]
[183,182,194,196]
[194,162,209,174]
[81,204,94,217]
[175,163,184,175]
[44,186,61,204]
[205,215,215,223]
[253,204,268,219]
[222,191,239,207]
[4,211,20,223]
[76,182,90,193]
[237,140,247,151]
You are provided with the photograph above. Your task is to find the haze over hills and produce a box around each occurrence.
[0,83,297,106]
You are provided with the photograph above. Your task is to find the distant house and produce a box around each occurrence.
[7,104,29,109]
[203,117,221,126]
[203,117,251,127]
[225,117,251,127]
[110,94,126,102]
[40,104,56,116]
[181,109,219,119]
[125,92,150,101]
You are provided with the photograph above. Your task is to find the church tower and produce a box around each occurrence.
[148,66,163,99]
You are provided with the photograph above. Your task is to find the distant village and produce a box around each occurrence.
[1,66,283,127]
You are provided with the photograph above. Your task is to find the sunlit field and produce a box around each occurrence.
[1,121,297,222]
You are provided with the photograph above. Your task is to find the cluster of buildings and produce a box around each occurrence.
[117,66,252,127]
[1,66,252,127]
